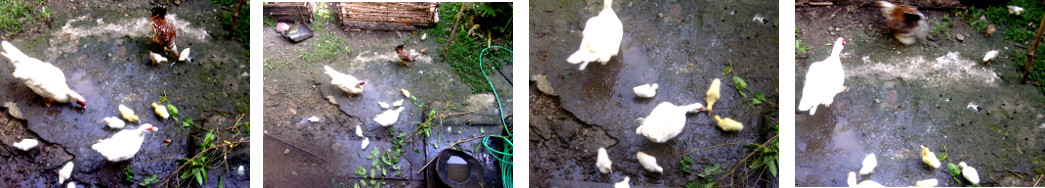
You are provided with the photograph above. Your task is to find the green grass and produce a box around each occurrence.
[301,30,351,62]
[0,0,51,38]
[215,0,250,49]
[964,0,1045,92]
[429,2,513,92]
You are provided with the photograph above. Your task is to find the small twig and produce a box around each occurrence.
[720,134,778,186]
[416,134,500,174]
[807,2,833,6]
[1034,174,1042,187]
[1015,44,1028,49]
[716,107,779,123]
[264,133,327,161]
[683,142,756,155]
[441,3,467,62]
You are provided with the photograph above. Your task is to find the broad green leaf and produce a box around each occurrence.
[159,96,167,103]
[732,76,747,90]
[166,104,179,115]
[194,170,204,185]
[752,98,763,105]
[767,159,778,177]
[938,152,948,162]
[723,66,732,75]
[947,162,961,176]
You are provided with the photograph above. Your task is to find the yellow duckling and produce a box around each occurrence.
[714,115,743,131]
[920,145,941,168]
[152,103,169,119]
[118,104,139,122]
[706,78,721,112]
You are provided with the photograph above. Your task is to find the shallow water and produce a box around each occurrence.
[529,0,779,187]
[796,4,1045,186]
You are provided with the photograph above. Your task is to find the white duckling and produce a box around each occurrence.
[13,138,39,151]
[635,102,706,143]
[713,115,743,131]
[58,161,73,185]
[632,83,658,98]
[374,107,405,126]
[913,178,938,187]
[706,78,721,112]
[920,145,941,168]
[149,51,168,65]
[102,117,125,129]
[1008,6,1024,15]
[859,153,877,175]
[361,137,369,150]
[636,151,662,173]
[614,176,630,188]
[848,171,885,187]
[983,50,999,65]
[355,125,364,137]
[596,147,612,173]
[378,102,390,109]
[958,161,980,185]
[566,0,623,71]
[798,37,846,115]
[178,47,192,62]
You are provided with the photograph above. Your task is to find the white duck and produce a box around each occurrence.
[0,41,86,108]
[91,124,159,162]
[798,37,846,115]
[636,151,662,173]
[374,107,405,126]
[566,0,623,71]
[58,161,73,185]
[596,147,612,173]
[958,161,980,185]
[632,83,658,98]
[13,138,39,151]
[859,153,877,175]
[614,176,630,188]
[635,102,705,143]
[323,65,366,96]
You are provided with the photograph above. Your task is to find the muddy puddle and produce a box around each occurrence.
[796,2,1045,186]
[263,3,513,187]
[529,0,779,187]
[0,0,249,187]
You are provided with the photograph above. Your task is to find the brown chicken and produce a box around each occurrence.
[875,1,929,45]
[151,6,179,58]
[395,44,418,66]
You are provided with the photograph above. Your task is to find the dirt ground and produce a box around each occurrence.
[262,4,513,187]
[0,0,250,187]
[796,1,1045,186]
[529,0,779,187]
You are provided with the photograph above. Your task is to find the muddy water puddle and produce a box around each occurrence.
[530,0,779,187]
[796,4,1045,186]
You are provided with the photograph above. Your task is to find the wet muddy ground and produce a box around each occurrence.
[529,0,779,187]
[0,0,250,187]
[262,5,513,187]
[796,1,1045,186]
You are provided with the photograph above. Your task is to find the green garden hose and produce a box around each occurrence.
[477,46,512,188]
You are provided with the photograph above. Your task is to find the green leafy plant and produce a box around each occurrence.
[947,162,962,185]
[680,154,694,174]
[179,154,211,186]
[745,125,779,177]
[685,163,723,188]
[139,174,159,188]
